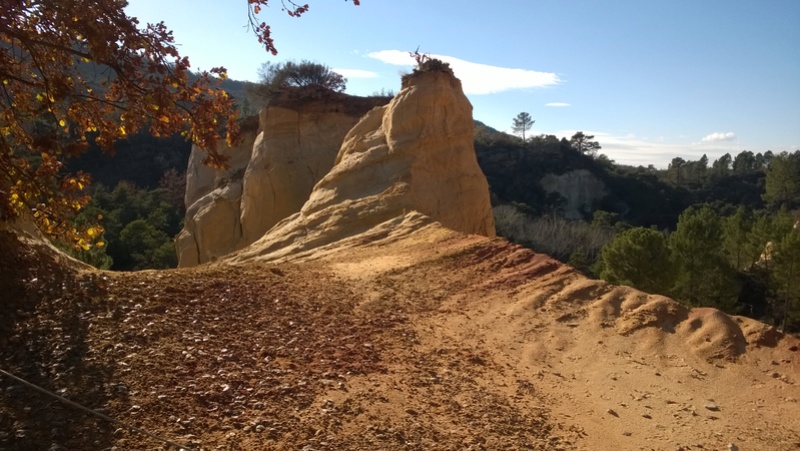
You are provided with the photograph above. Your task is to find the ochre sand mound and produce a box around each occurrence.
[1,214,799,450]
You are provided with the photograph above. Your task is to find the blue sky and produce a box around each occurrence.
[125,1,799,167]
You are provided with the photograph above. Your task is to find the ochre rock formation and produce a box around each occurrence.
[231,67,496,263]
[240,95,388,246]
[175,117,259,267]
[176,93,387,267]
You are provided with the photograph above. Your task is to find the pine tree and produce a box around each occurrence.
[600,227,675,295]
[670,205,740,312]
[511,112,535,141]
[722,206,753,270]
[763,151,800,208]
[569,132,602,157]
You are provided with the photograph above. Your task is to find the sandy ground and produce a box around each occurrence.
[1,220,799,450]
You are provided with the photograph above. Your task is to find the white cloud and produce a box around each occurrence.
[545,102,570,107]
[701,131,736,142]
[367,50,416,66]
[332,68,379,79]
[367,50,560,95]
[549,130,744,169]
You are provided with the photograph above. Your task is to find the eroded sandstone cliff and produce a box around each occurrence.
[231,66,496,263]
[176,92,387,267]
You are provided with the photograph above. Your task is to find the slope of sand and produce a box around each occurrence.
[1,214,799,450]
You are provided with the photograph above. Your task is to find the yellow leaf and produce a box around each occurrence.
[59,119,66,127]
[96,241,105,248]
[119,125,126,136]
[87,227,97,237]
[158,116,170,124]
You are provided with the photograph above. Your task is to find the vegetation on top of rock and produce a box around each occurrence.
[250,60,348,102]
[401,50,456,87]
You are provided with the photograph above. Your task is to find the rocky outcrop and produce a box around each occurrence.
[183,117,258,210]
[231,67,496,263]
[540,169,607,219]
[177,93,388,267]
[175,117,259,267]
[240,96,388,246]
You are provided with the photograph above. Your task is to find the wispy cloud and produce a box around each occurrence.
[333,68,379,79]
[367,50,560,95]
[552,130,745,168]
[701,131,736,142]
[366,50,416,66]
[545,102,570,107]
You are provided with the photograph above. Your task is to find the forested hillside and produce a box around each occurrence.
[475,123,800,332]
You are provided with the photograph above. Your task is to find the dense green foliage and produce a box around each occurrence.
[764,151,800,209]
[600,227,674,295]
[669,206,740,311]
[64,181,184,271]
[64,132,191,190]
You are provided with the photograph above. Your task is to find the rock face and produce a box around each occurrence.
[232,67,496,263]
[540,169,608,219]
[240,99,386,246]
[175,117,259,267]
[177,94,388,267]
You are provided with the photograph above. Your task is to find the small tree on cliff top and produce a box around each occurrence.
[0,0,358,248]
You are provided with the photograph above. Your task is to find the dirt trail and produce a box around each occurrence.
[1,220,799,450]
